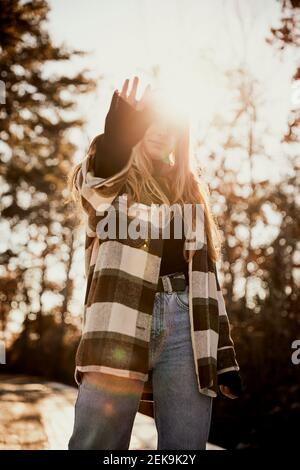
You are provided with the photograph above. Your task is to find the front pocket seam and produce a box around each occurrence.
[174,292,189,310]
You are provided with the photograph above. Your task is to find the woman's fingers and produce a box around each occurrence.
[120,78,130,101]
[120,77,136,107]
[136,84,152,111]
[128,76,139,107]
[108,89,119,113]
[119,76,153,111]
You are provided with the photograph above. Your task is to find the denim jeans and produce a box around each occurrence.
[68,271,213,450]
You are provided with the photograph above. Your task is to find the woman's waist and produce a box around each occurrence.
[157,271,188,293]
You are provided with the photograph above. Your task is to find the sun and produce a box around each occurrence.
[139,57,224,135]
[123,51,228,147]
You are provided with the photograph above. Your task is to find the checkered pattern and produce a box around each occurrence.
[73,139,240,407]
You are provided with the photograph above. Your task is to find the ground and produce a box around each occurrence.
[0,374,223,450]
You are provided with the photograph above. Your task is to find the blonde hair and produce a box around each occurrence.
[67,125,222,263]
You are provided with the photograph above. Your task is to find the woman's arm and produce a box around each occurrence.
[74,80,155,230]
[94,79,155,178]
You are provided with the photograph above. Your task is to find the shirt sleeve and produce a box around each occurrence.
[214,261,240,375]
[75,134,133,225]
[93,132,133,179]
[217,370,243,397]
[93,92,156,179]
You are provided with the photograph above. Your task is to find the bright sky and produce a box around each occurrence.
[47,0,296,181]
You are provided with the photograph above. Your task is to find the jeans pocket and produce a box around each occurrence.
[174,288,189,310]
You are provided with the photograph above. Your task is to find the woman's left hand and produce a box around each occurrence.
[219,384,238,399]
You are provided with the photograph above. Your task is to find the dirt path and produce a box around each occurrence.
[0,374,223,450]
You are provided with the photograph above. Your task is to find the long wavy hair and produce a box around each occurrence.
[67,122,222,264]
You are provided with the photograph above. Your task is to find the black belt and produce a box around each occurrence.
[156,272,188,293]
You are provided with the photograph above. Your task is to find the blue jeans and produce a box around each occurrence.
[68,272,213,450]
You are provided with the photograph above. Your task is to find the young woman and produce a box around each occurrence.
[67,76,242,450]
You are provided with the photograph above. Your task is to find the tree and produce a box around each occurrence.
[201,0,300,448]
[0,0,96,374]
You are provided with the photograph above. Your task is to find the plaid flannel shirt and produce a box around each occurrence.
[73,136,240,417]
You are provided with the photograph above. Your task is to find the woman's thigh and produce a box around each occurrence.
[68,372,145,450]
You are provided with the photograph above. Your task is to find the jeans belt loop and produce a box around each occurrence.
[161,275,173,294]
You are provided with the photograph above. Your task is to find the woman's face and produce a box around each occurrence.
[142,118,178,161]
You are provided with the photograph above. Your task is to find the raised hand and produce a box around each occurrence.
[119,76,152,111]
[103,76,157,156]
